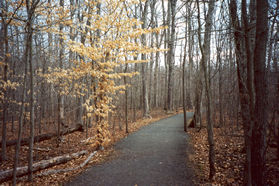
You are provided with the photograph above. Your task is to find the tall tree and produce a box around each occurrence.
[140,0,150,118]
[230,0,253,184]
[153,13,160,108]
[182,3,188,132]
[251,0,268,184]
[0,0,9,162]
[57,0,65,143]
[196,0,216,180]
[25,0,40,181]
[124,63,129,133]
[148,0,156,108]
[167,0,177,111]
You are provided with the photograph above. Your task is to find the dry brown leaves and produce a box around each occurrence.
[188,125,279,185]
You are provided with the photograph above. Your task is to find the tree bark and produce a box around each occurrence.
[167,0,177,111]
[25,0,39,180]
[182,13,188,132]
[1,19,8,162]
[187,5,193,110]
[230,0,253,184]
[124,63,129,133]
[148,0,156,108]
[161,0,168,110]
[217,49,223,127]
[57,0,65,143]
[251,0,268,185]
[196,0,216,180]
[140,0,150,118]
[153,30,159,108]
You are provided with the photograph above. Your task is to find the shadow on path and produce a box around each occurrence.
[66,113,195,186]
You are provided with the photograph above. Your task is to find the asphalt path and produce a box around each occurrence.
[66,113,194,186]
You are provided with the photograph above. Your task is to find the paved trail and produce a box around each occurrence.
[66,113,194,186]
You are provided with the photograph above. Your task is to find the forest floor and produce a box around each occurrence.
[2,112,278,185]
[0,108,184,185]
[188,121,279,185]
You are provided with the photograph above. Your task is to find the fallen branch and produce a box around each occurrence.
[38,151,97,176]
[0,124,83,147]
[22,146,51,152]
[0,150,87,183]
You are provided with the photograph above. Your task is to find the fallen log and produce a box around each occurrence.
[0,124,83,147]
[38,151,97,176]
[0,150,88,183]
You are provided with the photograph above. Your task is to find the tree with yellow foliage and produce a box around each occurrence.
[42,0,164,149]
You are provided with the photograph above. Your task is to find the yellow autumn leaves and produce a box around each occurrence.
[40,0,165,148]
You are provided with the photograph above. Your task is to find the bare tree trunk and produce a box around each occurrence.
[25,0,39,181]
[182,14,188,132]
[11,26,20,133]
[251,0,268,185]
[230,1,253,184]
[277,70,279,159]
[40,54,47,134]
[57,0,65,143]
[141,0,150,118]
[1,19,8,162]
[153,31,159,108]
[197,0,216,180]
[242,0,255,115]
[167,0,177,111]
[161,0,168,110]
[148,0,156,108]
[187,5,193,110]
[194,77,202,128]
[193,33,203,128]
[12,69,27,186]
[217,48,223,127]
[27,25,35,181]
[275,26,279,159]
[124,63,129,133]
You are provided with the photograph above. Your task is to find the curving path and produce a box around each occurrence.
[66,113,194,186]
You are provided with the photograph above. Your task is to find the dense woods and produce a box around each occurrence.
[0,0,278,185]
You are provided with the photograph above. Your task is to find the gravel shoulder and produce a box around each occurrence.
[66,113,194,186]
